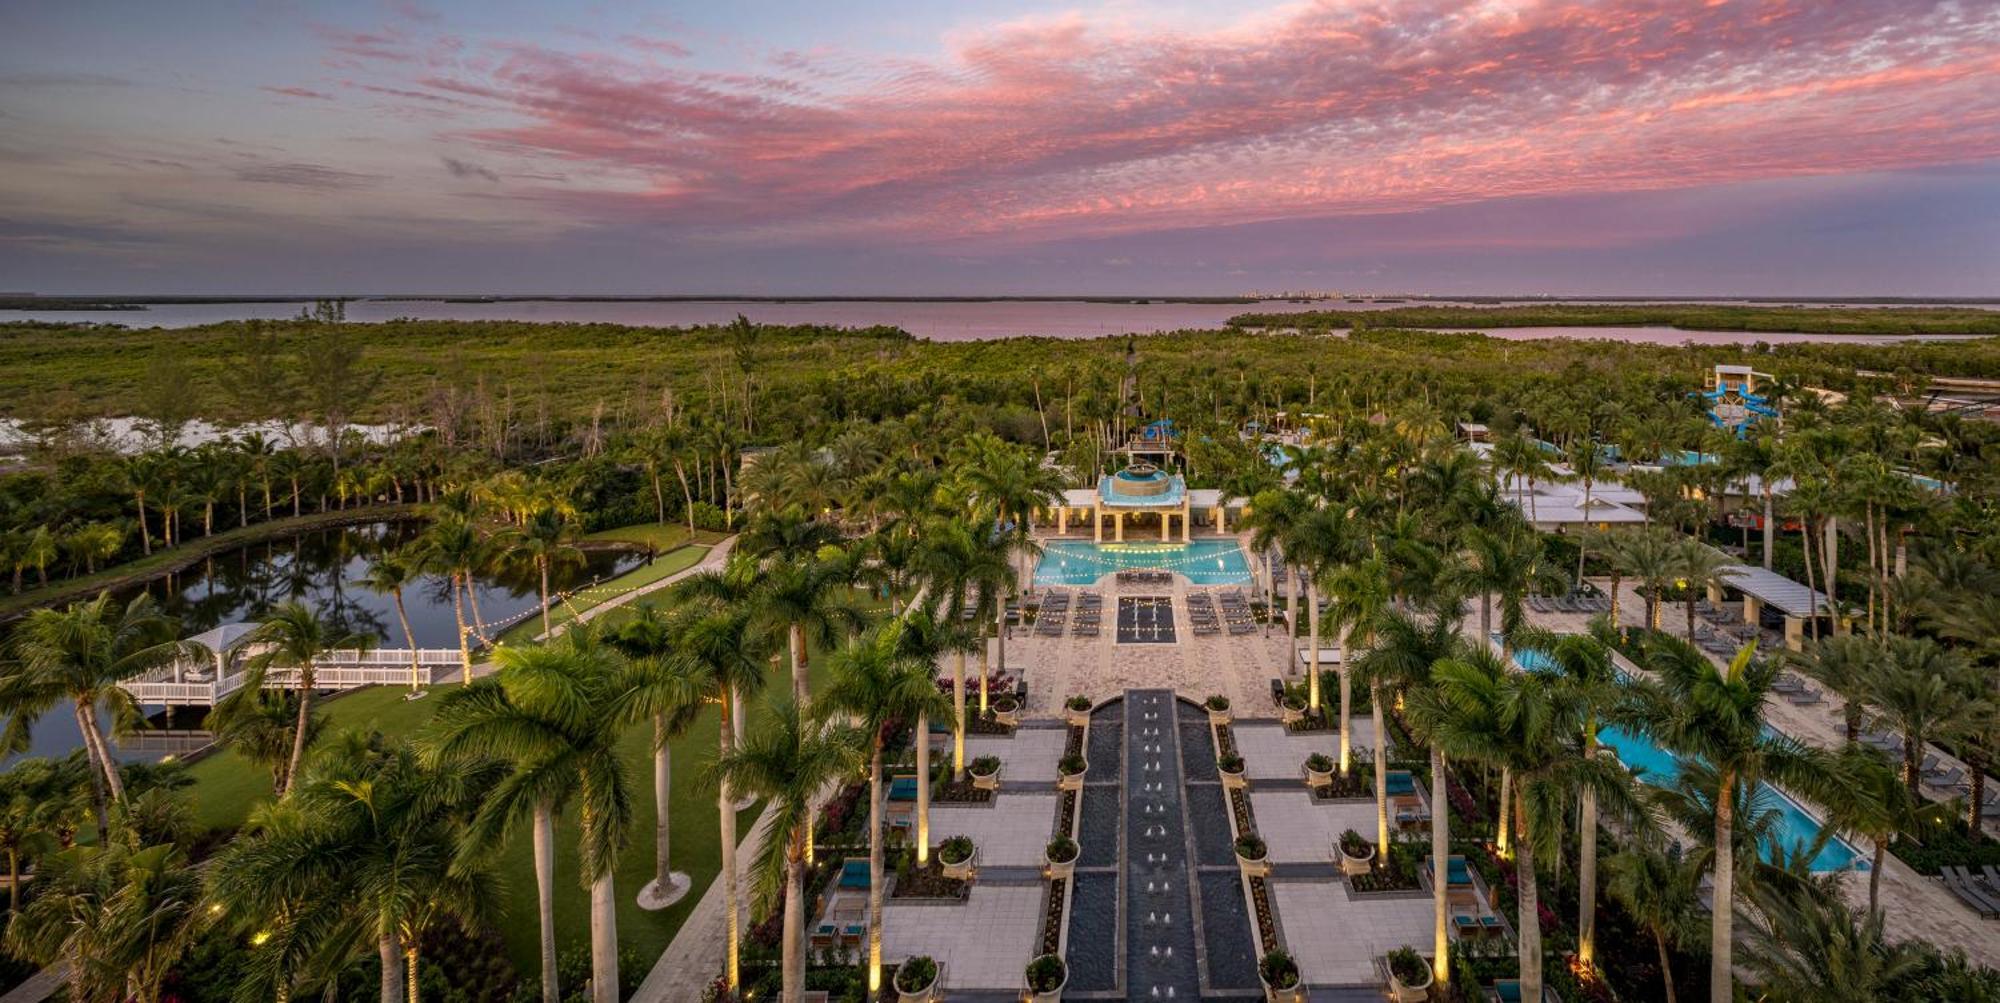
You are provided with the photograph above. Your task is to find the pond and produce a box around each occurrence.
[4,521,642,764]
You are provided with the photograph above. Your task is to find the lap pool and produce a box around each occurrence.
[1035,539,1253,586]
[1506,640,1863,872]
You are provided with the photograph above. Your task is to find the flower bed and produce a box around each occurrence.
[891,856,970,901]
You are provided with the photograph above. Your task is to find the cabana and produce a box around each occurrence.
[1713,564,1837,651]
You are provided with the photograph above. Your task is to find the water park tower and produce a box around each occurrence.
[1701,364,1780,434]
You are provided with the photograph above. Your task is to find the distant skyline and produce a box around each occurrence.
[3,1,1998,296]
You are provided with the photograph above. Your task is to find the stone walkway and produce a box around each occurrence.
[1274,881,1433,986]
[629,802,775,1003]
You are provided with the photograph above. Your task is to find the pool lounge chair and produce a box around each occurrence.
[1489,979,1562,1003]
[1943,866,2000,918]
[1924,767,1965,791]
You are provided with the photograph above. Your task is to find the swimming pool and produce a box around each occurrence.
[1497,636,1864,872]
[1035,539,1253,586]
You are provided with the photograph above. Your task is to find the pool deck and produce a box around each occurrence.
[1517,581,2000,968]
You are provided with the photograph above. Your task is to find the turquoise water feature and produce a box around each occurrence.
[1500,638,1863,872]
[1035,539,1252,586]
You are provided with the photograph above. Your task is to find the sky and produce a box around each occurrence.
[2,0,1998,297]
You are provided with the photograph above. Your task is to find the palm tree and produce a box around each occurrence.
[816,622,953,994]
[1412,648,1644,1002]
[1539,629,1624,970]
[1864,635,1977,796]
[647,602,773,992]
[914,516,1011,780]
[503,509,586,637]
[1822,745,1949,914]
[1565,438,1611,582]
[1602,841,1705,1003]
[0,755,76,913]
[607,606,705,910]
[233,601,368,796]
[1243,487,1308,624]
[208,689,322,791]
[755,553,869,708]
[1783,635,1878,743]
[1352,608,1462,986]
[1287,506,1348,724]
[1668,536,1733,640]
[208,733,502,1003]
[1451,522,1556,645]
[1324,556,1389,829]
[356,549,425,690]
[2,593,194,814]
[410,514,487,682]
[425,635,635,1003]
[713,698,862,1003]
[887,607,960,864]
[1627,636,1849,1002]
[1607,526,1678,630]
[1740,885,1924,1002]
[5,840,207,1003]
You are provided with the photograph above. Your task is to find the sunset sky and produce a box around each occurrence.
[3,0,1997,296]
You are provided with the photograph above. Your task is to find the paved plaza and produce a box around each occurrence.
[882,885,1044,990]
[930,793,1058,867]
[1272,881,1434,985]
[1251,789,1379,865]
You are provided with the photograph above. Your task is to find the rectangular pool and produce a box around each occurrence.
[1500,637,1864,872]
[1035,539,1253,586]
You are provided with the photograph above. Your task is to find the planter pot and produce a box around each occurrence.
[1304,765,1334,788]
[1065,706,1091,727]
[972,768,1001,792]
[1046,853,1077,881]
[1220,768,1248,791]
[995,706,1020,727]
[896,964,941,1003]
[1236,851,1271,880]
[1387,964,1433,1003]
[1058,770,1085,793]
[1027,965,1068,1003]
[1339,843,1376,878]
[1207,706,1232,727]
[1280,704,1306,727]
[1260,974,1305,1003]
[941,848,977,882]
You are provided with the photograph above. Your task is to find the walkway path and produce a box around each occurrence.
[630,801,776,1003]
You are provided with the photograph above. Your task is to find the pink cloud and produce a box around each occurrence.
[323,0,2000,244]
[261,85,335,101]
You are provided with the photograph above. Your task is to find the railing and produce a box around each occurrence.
[121,649,450,704]
[317,648,461,667]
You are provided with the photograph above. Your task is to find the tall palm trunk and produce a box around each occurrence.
[73,700,126,804]
[952,651,966,781]
[1337,642,1352,775]
[1710,771,1736,1003]
[465,576,492,644]
[379,930,405,1003]
[1495,768,1512,856]
[283,665,316,794]
[1577,735,1599,969]
[390,589,420,690]
[1968,751,1989,834]
[916,710,933,863]
[978,623,991,716]
[538,557,552,637]
[1608,571,1624,628]
[1371,680,1388,857]
[1515,790,1543,1001]
[405,945,420,1003]
[450,575,473,685]
[6,848,17,913]
[782,833,807,1003]
[1762,490,1775,570]
[867,743,886,994]
[790,622,809,707]
[1870,839,1887,915]
[651,715,679,898]
[533,803,560,1003]
[589,871,619,1003]
[1654,929,1678,1003]
[1307,584,1322,716]
[719,695,742,990]
[1429,747,1451,985]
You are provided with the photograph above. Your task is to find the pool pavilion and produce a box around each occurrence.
[1042,463,1244,541]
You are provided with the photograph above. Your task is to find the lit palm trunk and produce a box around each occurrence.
[533,803,559,1002]
[916,710,932,862]
[1430,747,1450,984]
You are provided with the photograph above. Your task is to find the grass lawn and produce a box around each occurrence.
[495,543,711,645]
[583,523,729,552]
[183,660,832,977]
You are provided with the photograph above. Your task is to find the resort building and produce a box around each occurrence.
[1047,462,1244,541]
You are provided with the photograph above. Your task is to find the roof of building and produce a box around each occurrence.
[1718,564,1833,617]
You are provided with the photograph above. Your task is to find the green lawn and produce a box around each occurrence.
[583,523,729,552]
[495,543,711,645]
[183,658,831,977]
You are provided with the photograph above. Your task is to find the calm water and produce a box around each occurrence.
[4,298,1991,342]
[3,522,640,764]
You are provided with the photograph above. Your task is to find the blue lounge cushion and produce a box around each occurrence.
[888,776,919,801]
[1494,980,1523,1003]
[1385,771,1416,796]
[839,860,871,888]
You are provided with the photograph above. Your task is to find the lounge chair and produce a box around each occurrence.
[1924,767,1965,791]
[1943,866,2000,918]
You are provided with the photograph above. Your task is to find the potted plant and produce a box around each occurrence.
[992,696,1020,727]
[1258,950,1303,1003]
[1205,693,1232,726]
[1217,751,1248,790]
[1045,835,1079,880]
[1026,953,1067,1002]
[1234,833,1270,879]
[1337,828,1376,878]
[1057,752,1087,792]
[1303,752,1334,788]
[895,955,942,1003]
[938,834,977,881]
[1064,695,1092,727]
[969,755,1003,791]
[1280,693,1307,726]
[1385,946,1433,1003]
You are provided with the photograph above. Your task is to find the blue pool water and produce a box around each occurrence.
[1498,638,1864,872]
[1035,539,1253,586]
